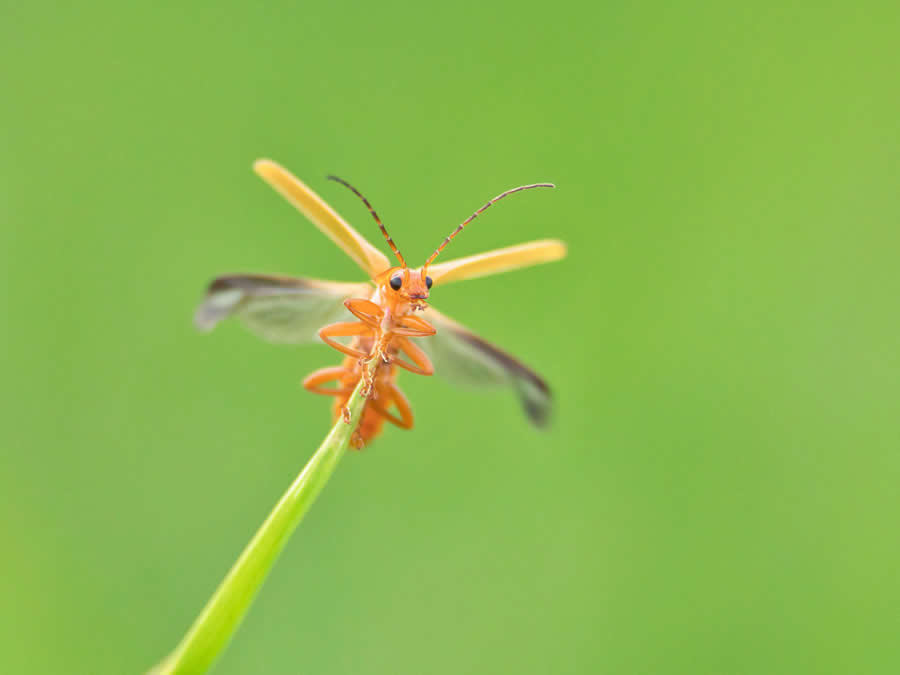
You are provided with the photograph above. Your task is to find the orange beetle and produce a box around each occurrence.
[196,160,566,448]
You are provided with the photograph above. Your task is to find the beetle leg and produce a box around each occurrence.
[303,366,354,396]
[368,382,415,429]
[318,321,372,359]
[390,337,435,376]
[344,298,384,327]
[391,315,437,338]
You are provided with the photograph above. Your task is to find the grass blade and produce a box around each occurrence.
[150,361,375,674]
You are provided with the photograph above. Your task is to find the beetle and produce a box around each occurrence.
[196,160,566,448]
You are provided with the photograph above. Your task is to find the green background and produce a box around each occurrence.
[2,1,899,673]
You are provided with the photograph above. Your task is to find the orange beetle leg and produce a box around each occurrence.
[392,315,437,337]
[389,384,414,429]
[318,321,372,359]
[344,298,384,326]
[303,366,353,396]
[368,382,414,429]
[391,336,435,376]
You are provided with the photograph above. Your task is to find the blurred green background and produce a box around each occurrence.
[2,1,899,673]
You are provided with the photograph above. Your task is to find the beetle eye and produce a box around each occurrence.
[390,276,403,291]
[425,275,433,289]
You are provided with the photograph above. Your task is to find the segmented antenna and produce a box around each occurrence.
[424,183,555,268]
[327,175,406,267]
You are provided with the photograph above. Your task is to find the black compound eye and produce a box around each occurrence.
[425,275,433,289]
[390,276,403,291]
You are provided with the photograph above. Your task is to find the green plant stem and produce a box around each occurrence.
[150,360,376,675]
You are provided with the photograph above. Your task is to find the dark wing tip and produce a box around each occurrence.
[451,325,553,428]
[516,371,552,428]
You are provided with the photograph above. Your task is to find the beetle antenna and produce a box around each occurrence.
[424,183,555,268]
[327,175,406,267]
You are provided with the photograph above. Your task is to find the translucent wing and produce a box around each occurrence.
[253,159,392,278]
[427,239,567,285]
[417,307,552,426]
[195,274,372,344]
